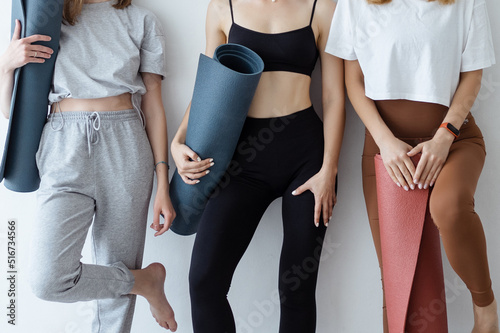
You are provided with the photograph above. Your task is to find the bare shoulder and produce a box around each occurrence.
[313,0,335,34]
[207,0,230,18]
[315,0,336,19]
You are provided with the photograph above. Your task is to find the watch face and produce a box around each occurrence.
[447,123,460,136]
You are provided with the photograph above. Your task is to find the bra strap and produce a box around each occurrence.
[309,0,318,26]
[229,0,234,23]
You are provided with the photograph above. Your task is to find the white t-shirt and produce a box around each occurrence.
[326,0,496,107]
[49,1,166,104]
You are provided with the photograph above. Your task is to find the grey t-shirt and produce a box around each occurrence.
[49,1,166,104]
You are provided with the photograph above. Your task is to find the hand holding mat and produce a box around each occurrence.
[375,154,448,333]
[1,0,64,192]
[169,43,264,236]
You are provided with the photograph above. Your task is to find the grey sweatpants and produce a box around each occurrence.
[30,109,154,333]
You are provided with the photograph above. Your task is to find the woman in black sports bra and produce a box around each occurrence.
[171,0,344,332]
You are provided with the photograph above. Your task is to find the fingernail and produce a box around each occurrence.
[418,183,423,190]
[325,222,329,227]
[404,186,409,191]
[210,162,215,167]
[414,179,418,184]
[196,180,200,184]
[315,222,319,227]
[206,170,210,175]
[397,183,401,188]
[209,158,214,162]
[292,190,297,195]
[197,157,201,162]
[410,184,415,190]
[423,184,428,190]
[430,182,434,187]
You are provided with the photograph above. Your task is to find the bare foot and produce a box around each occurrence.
[131,263,178,331]
[472,299,499,333]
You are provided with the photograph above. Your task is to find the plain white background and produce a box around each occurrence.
[0,0,499,332]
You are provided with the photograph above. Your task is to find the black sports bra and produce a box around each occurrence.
[227,0,319,77]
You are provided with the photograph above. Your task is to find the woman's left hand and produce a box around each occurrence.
[150,189,176,237]
[407,134,454,189]
[292,168,337,227]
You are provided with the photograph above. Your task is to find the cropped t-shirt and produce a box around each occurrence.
[325,0,496,107]
[49,1,166,104]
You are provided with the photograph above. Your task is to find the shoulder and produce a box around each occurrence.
[208,0,230,18]
[127,4,164,36]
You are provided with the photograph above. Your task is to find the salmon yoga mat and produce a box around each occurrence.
[169,43,264,236]
[0,0,64,192]
[374,154,448,333]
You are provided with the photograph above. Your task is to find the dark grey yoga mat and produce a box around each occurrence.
[169,43,264,236]
[0,0,63,192]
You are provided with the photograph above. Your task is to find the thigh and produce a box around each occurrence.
[92,118,154,269]
[190,175,274,283]
[32,190,95,280]
[430,138,485,216]
[32,121,96,279]
[280,174,327,291]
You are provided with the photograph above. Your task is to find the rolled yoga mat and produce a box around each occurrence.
[374,154,448,333]
[0,0,64,192]
[169,43,264,236]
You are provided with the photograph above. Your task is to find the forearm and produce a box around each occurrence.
[171,102,191,146]
[443,70,482,130]
[0,57,14,119]
[321,101,345,176]
[345,61,394,146]
[144,108,170,190]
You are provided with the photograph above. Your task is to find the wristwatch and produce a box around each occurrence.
[439,122,460,138]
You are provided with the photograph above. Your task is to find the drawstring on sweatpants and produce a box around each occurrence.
[86,112,101,157]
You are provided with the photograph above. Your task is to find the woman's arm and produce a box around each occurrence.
[408,69,483,189]
[141,72,175,236]
[0,20,53,118]
[292,0,345,227]
[170,0,226,184]
[345,59,416,190]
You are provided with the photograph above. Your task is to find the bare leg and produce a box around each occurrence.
[472,299,499,333]
[130,263,177,331]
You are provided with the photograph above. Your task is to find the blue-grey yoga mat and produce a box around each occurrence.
[169,43,264,236]
[0,0,63,192]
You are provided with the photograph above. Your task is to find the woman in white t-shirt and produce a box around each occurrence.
[327,0,498,332]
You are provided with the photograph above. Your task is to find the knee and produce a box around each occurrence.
[29,263,79,302]
[429,191,474,231]
[189,263,225,301]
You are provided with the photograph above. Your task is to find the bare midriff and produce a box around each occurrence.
[247,71,313,118]
[50,92,133,113]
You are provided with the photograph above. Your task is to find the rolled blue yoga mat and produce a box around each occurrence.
[0,0,63,192]
[169,43,264,236]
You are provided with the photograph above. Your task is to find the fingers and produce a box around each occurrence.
[407,144,422,157]
[180,175,200,185]
[292,183,308,196]
[24,33,52,44]
[429,164,443,188]
[12,20,21,40]
[31,44,54,56]
[156,211,175,236]
[313,198,321,227]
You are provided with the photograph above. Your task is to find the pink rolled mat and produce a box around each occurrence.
[374,154,448,333]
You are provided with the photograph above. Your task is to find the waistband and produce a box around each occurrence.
[245,106,315,122]
[47,109,139,123]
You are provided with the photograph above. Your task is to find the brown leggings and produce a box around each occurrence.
[362,100,495,316]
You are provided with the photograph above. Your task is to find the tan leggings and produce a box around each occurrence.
[362,100,495,321]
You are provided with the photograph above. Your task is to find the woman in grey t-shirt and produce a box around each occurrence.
[0,1,177,332]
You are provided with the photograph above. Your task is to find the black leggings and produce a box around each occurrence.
[189,107,328,333]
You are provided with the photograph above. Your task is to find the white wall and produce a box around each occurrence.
[0,1,499,332]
